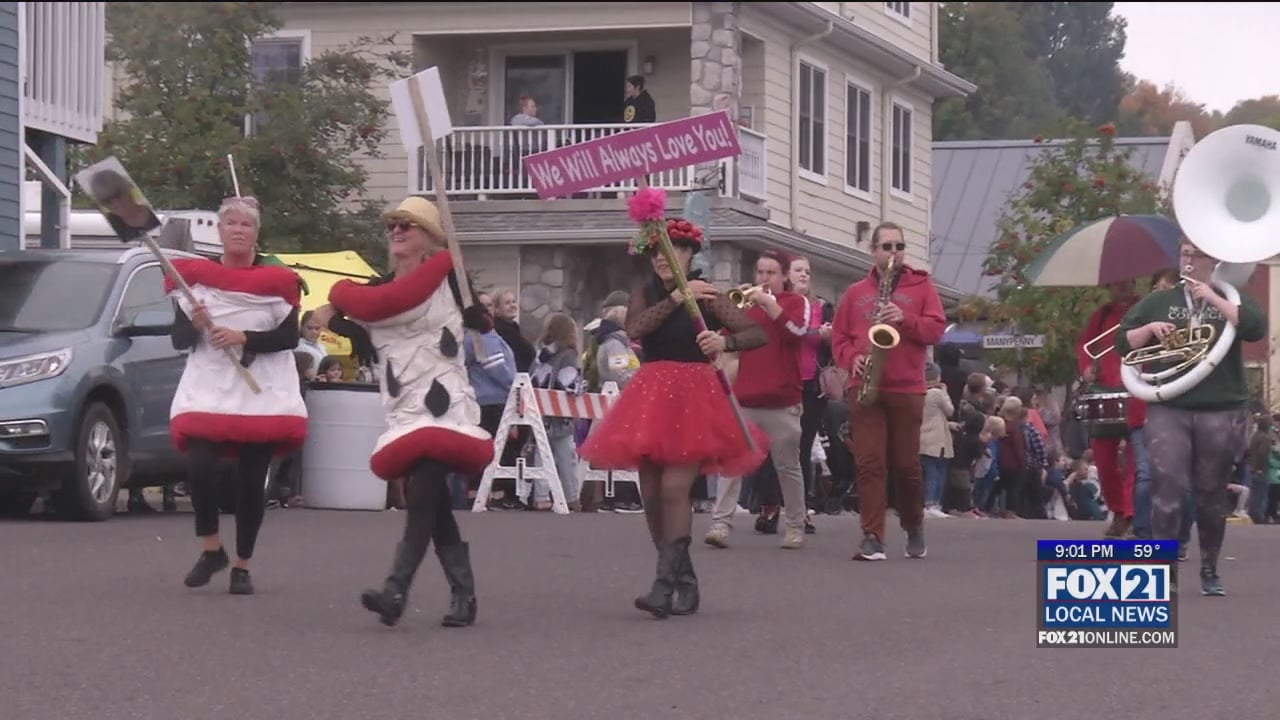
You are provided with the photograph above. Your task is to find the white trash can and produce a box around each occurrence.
[301,383,387,511]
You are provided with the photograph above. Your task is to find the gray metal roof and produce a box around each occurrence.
[930,135,1174,298]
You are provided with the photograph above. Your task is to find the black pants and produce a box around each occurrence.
[799,378,827,500]
[404,460,462,550]
[187,439,273,561]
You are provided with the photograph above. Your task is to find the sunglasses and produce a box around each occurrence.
[386,221,418,233]
[222,196,260,209]
[879,242,906,252]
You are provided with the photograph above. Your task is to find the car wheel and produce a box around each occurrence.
[57,402,127,522]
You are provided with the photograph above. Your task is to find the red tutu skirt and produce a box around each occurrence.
[579,361,769,478]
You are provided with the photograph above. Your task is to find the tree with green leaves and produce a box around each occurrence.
[934,2,1064,141]
[978,119,1165,386]
[78,2,410,266]
[1013,2,1130,127]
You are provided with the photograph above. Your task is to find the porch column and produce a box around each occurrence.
[28,128,67,250]
[690,2,741,188]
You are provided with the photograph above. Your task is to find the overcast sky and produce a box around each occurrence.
[1114,2,1276,114]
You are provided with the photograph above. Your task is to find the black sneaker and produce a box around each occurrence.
[229,567,255,595]
[1200,567,1225,597]
[853,533,886,561]
[183,548,229,588]
[804,517,816,535]
[905,527,927,559]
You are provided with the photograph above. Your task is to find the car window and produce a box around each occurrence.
[117,265,174,326]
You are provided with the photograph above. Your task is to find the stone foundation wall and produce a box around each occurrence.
[691,2,741,121]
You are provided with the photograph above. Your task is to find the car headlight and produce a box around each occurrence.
[0,348,74,389]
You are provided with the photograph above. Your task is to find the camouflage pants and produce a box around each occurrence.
[1144,404,1249,570]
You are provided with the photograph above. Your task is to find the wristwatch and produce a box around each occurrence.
[724,335,738,353]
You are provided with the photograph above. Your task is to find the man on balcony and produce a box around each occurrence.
[509,94,544,127]
[623,75,656,124]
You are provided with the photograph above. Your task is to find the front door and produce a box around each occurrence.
[112,263,185,463]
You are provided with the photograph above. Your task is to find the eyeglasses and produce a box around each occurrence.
[386,221,418,233]
[222,196,260,209]
[879,242,907,252]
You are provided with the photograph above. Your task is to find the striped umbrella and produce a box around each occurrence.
[1025,215,1182,287]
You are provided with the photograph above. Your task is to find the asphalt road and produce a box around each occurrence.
[2,508,1277,720]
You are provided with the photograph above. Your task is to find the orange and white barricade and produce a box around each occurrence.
[472,373,636,514]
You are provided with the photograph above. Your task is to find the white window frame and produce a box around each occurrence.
[890,96,914,201]
[842,72,874,201]
[796,56,828,185]
[243,29,313,138]
[16,1,26,250]
[885,2,912,25]
[486,39,638,126]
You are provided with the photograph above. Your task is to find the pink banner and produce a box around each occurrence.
[523,111,742,199]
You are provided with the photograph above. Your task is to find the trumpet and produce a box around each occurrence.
[728,284,771,308]
[1121,324,1216,375]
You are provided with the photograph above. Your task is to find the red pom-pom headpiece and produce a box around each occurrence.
[626,188,704,256]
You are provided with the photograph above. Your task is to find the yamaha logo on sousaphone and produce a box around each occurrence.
[1245,134,1277,151]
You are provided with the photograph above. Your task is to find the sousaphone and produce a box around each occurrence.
[1120,123,1280,402]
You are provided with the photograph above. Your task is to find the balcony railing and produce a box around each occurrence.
[411,123,767,202]
[22,1,106,144]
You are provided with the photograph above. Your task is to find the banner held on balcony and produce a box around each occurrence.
[388,66,474,308]
[523,110,742,199]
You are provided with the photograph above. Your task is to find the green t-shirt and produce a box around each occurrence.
[1115,286,1266,410]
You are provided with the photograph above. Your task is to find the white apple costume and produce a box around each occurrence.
[166,259,308,454]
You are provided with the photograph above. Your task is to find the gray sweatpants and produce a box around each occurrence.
[711,404,805,531]
[1145,403,1249,570]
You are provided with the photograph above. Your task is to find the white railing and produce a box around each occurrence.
[737,126,767,201]
[411,123,765,201]
[21,2,105,144]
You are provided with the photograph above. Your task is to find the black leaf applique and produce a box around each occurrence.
[385,359,401,398]
[440,327,459,358]
[424,379,450,417]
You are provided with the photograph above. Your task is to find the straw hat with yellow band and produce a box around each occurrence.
[384,196,447,243]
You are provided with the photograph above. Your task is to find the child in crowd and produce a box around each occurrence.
[971,415,1005,516]
[1067,453,1107,521]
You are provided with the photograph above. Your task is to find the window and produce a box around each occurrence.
[891,101,913,196]
[885,2,910,20]
[797,61,827,179]
[116,265,173,327]
[247,33,308,136]
[844,81,872,195]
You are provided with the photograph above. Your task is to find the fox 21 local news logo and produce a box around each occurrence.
[1036,540,1178,649]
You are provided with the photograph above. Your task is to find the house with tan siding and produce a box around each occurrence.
[169,2,975,330]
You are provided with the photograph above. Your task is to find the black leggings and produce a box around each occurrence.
[404,459,462,549]
[799,378,827,497]
[187,439,273,561]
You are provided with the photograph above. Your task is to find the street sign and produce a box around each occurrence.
[983,334,1046,350]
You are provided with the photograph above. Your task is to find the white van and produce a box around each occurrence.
[21,180,224,256]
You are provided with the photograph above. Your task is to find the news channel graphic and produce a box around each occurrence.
[1036,539,1178,649]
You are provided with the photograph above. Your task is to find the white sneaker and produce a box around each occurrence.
[705,524,731,548]
[925,506,950,519]
[781,526,805,549]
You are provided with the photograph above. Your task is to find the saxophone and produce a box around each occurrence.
[855,255,903,407]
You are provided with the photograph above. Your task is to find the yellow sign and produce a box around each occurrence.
[273,251,380,367]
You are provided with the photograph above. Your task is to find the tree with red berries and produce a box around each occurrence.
[75,2,410,262]
[980,118,1165,386]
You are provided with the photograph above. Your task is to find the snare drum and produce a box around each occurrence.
[1073,389,1130,439]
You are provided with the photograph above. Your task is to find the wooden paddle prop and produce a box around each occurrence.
[73,155,261,393]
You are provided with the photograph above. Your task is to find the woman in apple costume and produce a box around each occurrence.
[314,196,495,630]
[168,196,308,596]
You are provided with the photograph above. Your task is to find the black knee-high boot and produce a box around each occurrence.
[362,538,430,627]
[670,538,700,616]
[436,542,477,627]
[634,537,686,619]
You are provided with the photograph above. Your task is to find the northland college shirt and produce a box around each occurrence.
[1115,286,1267,411]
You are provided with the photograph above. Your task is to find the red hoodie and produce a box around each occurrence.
[832,264,946,396]
[1076,301,1146,429]
[733,290,808,408]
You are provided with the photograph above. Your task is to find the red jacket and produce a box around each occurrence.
[832,264,946,396]
[733,291,807,408]
[1076,302,1146,428]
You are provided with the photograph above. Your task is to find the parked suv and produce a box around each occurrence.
[0,246,199,520]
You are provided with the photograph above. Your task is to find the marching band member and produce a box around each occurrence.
[579,213,769,619]
[169,196,308,595]
[831,222,946,561]
[1115,237,1267,595]
[315,196,495,628]
[705,249,810,550]
[1075,280,1144,538]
